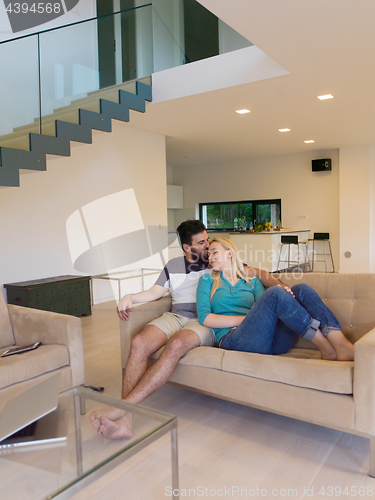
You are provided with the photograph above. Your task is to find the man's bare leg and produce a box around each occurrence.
[123,328,201,403]
[95,329,201,439]
[121,325,168,398]
[89,325,167,432]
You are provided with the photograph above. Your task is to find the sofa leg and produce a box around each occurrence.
[370,437,375,477]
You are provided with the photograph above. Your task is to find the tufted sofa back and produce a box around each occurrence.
[279,273,375,344]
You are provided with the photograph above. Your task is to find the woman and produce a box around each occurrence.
[196,237,354,360]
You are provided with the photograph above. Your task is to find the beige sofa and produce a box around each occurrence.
[120,272,375,475]
[0,290,84,413]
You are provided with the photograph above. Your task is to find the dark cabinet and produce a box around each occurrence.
[4,275,91,317]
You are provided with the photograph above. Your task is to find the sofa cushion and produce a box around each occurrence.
[153,342,353,394]
[0,344,70,390]
[178,346,224,369]
[151,345,224,370]
[222,348,353,394]
[0,294,14,349]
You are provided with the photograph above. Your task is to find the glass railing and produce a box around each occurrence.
[0,34,40,145]
[0,1,252,150]
[0,4,155,148]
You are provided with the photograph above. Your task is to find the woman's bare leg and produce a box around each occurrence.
[309,329,337,360]
[326,330,354,361]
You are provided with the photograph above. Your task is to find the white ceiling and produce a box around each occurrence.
[130,0,375,167]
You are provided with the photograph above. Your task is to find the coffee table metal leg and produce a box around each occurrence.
[171,426,179,499]
[79,393,86,415]
[74,394,84,477]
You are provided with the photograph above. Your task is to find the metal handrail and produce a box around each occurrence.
[0,4,152,45]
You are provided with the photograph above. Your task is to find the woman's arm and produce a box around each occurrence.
[202,313,245,329]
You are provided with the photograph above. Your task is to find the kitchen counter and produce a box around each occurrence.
[229,230,310,272]
[229,228,309,235]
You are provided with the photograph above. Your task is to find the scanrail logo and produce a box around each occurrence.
[2,0,79,33]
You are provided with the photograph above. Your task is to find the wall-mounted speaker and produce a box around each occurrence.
[312,158,332,172]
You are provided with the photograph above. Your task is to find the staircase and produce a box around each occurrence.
[0,78,152,188]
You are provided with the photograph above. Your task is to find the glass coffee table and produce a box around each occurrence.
[0,386,179,499]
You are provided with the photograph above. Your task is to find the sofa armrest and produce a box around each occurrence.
[120,295,172,369]
[7,304,84,387]
[354,326,375,434]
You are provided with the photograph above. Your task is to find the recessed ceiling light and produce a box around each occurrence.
[304,140,315,143]
[278,128,290,132]
[235,109,250,114]
[317,94,334,100]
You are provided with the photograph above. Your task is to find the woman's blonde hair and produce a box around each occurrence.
[209,237,253,299]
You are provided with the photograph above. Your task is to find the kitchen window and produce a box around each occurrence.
[199,199,281,231]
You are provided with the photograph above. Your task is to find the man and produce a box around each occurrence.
[90,219,290,439]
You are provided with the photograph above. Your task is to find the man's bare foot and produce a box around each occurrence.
[310,329,337,360]
[89,407,127,432]
[326,330,354,361]
[98,413,134,440]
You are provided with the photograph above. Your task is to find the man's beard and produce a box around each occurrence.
[190,249,209,263]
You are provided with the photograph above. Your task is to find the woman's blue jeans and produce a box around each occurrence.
[219,284,341,355]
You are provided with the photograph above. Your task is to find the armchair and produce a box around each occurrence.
[0,290,84,412]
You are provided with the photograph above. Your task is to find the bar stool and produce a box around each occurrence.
[276,235,310,272]
[309,232,335,272]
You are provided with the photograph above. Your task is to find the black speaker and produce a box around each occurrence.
[312,158,332,171]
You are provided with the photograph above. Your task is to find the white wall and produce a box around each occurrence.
[339,146,375,273]
[172,149,340,271]
[0,122,167,303]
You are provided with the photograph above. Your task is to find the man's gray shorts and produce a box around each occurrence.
[148,312,216,346]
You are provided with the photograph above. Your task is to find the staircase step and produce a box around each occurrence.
[56,80,139,111]
[0,121,64,151]
[14,111,80,134]
[0,80,152,187]
[0,135,30,151]
[0,77,151,143]
[35,78,150,125]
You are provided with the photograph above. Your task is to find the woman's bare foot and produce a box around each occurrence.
[89,407,127,432]
[310,329,337,360]
[326,330,354,361]
[98,413,134,440]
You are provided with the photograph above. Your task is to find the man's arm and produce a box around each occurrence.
[117,284,168,321]
[244,266,293,294]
